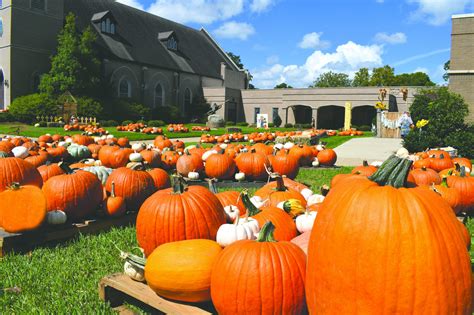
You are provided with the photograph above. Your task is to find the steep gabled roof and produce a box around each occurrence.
[65,0,241,79]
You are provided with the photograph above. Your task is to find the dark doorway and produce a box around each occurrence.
[0,71,4,110]
[292,105,312,124]
[352,106,376,128]
[317,105,344,129]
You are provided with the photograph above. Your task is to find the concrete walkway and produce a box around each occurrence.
[334,138,403,166]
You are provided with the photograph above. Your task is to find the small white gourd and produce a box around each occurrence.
[223,205,240,223]
[300,188,314,201]
[46,210,68,225]
[12,146,28,159]
[295,210,317,233]
[188,171,200,180]
[312,158,320,167]
[216,210,260,247]
[124,261,145,282]
[307,194,325,206]
[202,150,217,162]
[129,152,143,162]
[235,172,246,181]
[131,143,146,152]
[284,142,294,150]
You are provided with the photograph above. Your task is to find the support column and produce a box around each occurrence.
[312,108,318,129]
[285,107,289,125]
[376,109,382,138]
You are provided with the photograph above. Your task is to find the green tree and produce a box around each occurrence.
[443,60,450,82]
[352,68,370,87]
[40,13,102,97]
[369,65,395,86]
[391,72,435,86]
[275,82,293,89]
[312,71,352,87]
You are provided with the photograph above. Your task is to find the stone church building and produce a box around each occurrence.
[0,1,472,128]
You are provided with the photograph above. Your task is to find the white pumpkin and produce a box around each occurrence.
[46,210,67,225]
[202,150,218,162]
[34,123,40,127]
[300,188,314,201]
[12,146,28,159]
[219,144,228,149]
[250,195,265,209]
[316,144,325,151]
[312,158,320,167]
[370,160,383,167]
[94,160,103,166]
[235,172,246,181]
[244,135,249,141]
[223,205,240,223]
[188,171,200,180]
[307,194,325,206]
[396,147,410,159]
[283,142,294,150]
[124,261,145,282]
[274,143,284,150]
[295,210,317,233]
[129,152,143,162]
[131,143,146,152]
[216,213,260,247]
[106,135,114,139]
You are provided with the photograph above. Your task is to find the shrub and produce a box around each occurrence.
[8,93,58,123]
[38,121,47,127]
[152,105,180,123]
[137,120,147,125]
[99,120,118,127]
[237,122,249,127]
[122,120,133,126]
[445,126,474,158]
[225,121,235,126]
[46,122,64,127]
[268,123,275,128]
[402,130,441,153]
[284,123,294,128]
[0,111,14,122]
[148,120,165,127]
[357,125,371,131]
[77,97,103,118]
[102,99,151,122]
[273,115,282,128]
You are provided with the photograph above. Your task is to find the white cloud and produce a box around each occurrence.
[250,0,275,12]
[413,67,429,73]
[266,55,280,65]
[213,21,255,40]
[147,0,245,24]
[298,32,330,50]
[115,0,145,10]
[407,0,474,25]
[374,32,407,44]
[252,41,384,88]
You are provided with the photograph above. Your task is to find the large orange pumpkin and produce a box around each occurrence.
[105,166,156,211]
[38,163,65,183]
[205,151,236,180]
[289,144,314,166]
[42,164,102,220]
[254,173,306,208]
[211,222,307,314]
[108,148,133,169]
[306,155,472,313]
[145,239,222,302]
[0,157,43,192]
[0,184,47,233]
[147,168,171,190]
[136,176,226,256]
[176,150,204,176]
[268,150,299,179]
[235,149,269,181]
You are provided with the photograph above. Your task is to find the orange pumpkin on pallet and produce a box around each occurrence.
[0,157,43,192]
[254,173,307,208]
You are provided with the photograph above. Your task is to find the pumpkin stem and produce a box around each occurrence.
[256,221,277,242]
[362,160,369,167]
[111,181,116,198]
[440,176,449,188]
[321,185,330,196]
[460,166,467,177]
[207,178,218,194]
[368,155,413,188]
[241,190,261,216]
[271,173,287,192]
[171,174,187,194]
[8,182,21,190]
[58,162,75,174]
[454,162,461,172]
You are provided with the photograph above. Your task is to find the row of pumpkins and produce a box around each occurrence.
[123,152,473,314]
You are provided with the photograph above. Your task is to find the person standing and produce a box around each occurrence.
[397,111,413,138]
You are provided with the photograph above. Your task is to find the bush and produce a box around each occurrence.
[38,121,47,127]
[294,123,311,129]
[237,122,249,127]
[102,99,151,122]
[152,105,180,123]
[148,120,165,127]
[268,123,275,128]
[99,120,118,127]
[77,97,103,118]
[8,93,58,123]
[122,120,133,126]
[273,115,282,127]
[357,125,371,131]
[225,121,235,126]
[284,123,294,128]
[137,120,147,125]
[404,87,473,157]
[0,111,14,122]
[46,122,64,128]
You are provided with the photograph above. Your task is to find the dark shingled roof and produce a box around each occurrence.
[64,0,240,79]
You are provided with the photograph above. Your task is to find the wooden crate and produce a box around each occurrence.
[99,273,215,314]
[0,212,137,257]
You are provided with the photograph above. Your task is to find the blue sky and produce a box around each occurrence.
[118,0,474,88]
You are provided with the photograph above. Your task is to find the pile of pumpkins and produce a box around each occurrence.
[200,133,246,144]
[116,123,164,135]
[167,124,189,133]
[337,129,365,136]
[191,126,210,132]
[125,154,473,314]
[63,124,108,136]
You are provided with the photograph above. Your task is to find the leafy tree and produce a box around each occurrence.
[369,65,395,86]
[40,13,102,97]
[352,68,370,87]
[275,82,293,89]
[443,60,450,82]
[312,71,352,87]
[392,72,435,86]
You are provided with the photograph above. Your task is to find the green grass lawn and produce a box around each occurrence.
[0,123,298,141]
[0,167,353,313]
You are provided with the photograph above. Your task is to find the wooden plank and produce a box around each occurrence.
[99,274,214,315]
[186,179,266,189]
[0,212,137,257]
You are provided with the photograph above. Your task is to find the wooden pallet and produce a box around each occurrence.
[0,212,137,257]
[186,179,267,189]
[99,273,215,314]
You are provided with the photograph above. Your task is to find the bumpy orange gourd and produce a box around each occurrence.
[145,239,222,302]
[211,222,307,314]
[136,175,226,256]
[306,155,472,313]
[0,157,43,192]
[0,184,47,232]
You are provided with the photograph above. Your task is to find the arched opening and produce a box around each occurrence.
[0,70,4,110]
[118,78,131,98]
[184,88,192,115]
[352,105,376,128]
[291,105,312,125]
[317,105,345,129]
[154,83,164,108]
